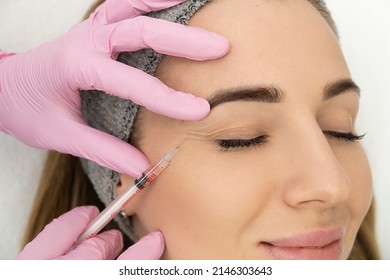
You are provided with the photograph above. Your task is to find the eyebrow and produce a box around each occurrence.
[207,78,360,109]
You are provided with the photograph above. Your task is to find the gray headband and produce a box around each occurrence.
[80,0,210,240]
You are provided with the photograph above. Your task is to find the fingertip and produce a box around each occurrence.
[121,151,151,178]
[184,95,211,120]
[149,231,165,255]
[139,18,230,60]
[156,91,210,121]
[66,122,151,178]
[208,33,230,58]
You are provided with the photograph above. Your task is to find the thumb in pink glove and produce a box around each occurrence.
[0,0,229,178]
[16,206,164,260]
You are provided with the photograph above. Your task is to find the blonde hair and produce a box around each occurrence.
[22,0,380,259]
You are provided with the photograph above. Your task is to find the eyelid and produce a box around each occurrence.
[215,129,364,152]
[319,115,355,131]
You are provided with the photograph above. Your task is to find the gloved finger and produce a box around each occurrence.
[16,206,99,260]
[58,230,123,260]
[92,0,187,25]
[96,16,229,60]
[117,231,165,260]
[55,119,150,178]
[77,56,210,121]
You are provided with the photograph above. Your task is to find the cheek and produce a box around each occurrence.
[335,144,372,216]
[133,145,273,259]
[333,144,373,252]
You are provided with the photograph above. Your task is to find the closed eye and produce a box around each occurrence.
[218,135,269,151]
[324,131,366,142]
[217,131,363,151]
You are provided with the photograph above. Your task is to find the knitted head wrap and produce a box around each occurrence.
[80,0,211,240]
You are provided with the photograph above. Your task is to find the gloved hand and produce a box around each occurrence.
[0,0,229,177]
[16,206,164,260]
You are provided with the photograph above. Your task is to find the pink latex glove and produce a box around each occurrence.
[0,0,229,177]
[16,206,164,260]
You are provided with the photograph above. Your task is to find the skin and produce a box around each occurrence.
[116,0,372,259]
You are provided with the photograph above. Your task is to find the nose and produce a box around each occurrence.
[281,126,351,210]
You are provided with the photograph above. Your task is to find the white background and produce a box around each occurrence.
[0,0,389,259]
[0,260,389,279]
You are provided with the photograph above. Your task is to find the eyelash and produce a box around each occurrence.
[218,135,269,151]
[324,131,366,142]
[218,131,365,151]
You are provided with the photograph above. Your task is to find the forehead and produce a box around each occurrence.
[155,0,350,102]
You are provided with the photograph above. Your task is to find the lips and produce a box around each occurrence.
[259,228,345,260]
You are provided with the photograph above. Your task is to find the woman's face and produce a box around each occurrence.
[119,0,372,259]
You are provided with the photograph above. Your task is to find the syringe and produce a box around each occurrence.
[74,146,179,246]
